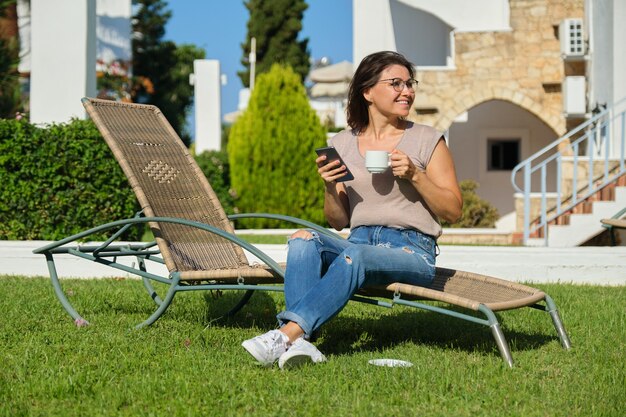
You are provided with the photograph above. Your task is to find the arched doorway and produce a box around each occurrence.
[447,100,559,218]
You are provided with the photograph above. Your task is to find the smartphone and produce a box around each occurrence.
[315,146,354,182]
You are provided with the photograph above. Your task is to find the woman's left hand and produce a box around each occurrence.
[390,149,419,180]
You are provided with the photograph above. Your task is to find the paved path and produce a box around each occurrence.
[2,241,625,285]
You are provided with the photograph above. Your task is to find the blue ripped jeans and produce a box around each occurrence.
[276,225,437,337]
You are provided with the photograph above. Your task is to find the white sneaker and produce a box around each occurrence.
[242,330,290,366]
[278,337,327,369]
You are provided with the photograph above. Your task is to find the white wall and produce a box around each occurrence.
[589,0,626,106]
[587,0,626,158]
[390,0,453,67]
[353,0,395,63]
[395,0,510,32]
[30,0,97,124]
[353,0,510,65]
[589,0,613,106]
[192,60,222,153]
[309,97,347,127]
[96,0,132,66]
[448,100,558,216]
[614,0,626,103]
[16,0,30,74]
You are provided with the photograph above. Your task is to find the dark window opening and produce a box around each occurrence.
[488,139,520,170]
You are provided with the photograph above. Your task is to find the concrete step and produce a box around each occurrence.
[615,186,626,203]
[568,205,620,227]
[526,237,547,247]
[548,185,626,247]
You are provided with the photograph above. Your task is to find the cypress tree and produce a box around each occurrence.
[228,64,327,228]
[238,0,310,87]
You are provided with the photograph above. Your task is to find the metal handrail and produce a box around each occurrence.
[511,97,626,245]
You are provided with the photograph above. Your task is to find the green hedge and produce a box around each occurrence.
[194,150,236,215]
[0,119,141,240]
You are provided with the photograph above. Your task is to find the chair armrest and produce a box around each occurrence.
[33,216,285,277]
[228,213,344,239]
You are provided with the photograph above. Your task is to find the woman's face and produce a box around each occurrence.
[363,64,415,119]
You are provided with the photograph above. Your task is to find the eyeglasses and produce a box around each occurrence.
[378,78,419,92]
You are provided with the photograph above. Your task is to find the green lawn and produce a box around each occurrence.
[0,276,624,416]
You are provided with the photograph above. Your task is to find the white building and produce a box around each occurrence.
[17,0,132,124]
[308,60,352,128]
[352,0,625,233]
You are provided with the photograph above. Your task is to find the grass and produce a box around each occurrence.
[235,234,290,244]
[1,276,624,417]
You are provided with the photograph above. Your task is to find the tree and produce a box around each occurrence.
[0,0,21,118]
[228,64,327,228]
[238,0,310,87]
[131,0,204,146]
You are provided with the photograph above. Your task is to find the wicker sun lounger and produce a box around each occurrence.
[33,98,571,367]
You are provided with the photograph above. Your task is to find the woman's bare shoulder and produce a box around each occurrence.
[329,129,357,149]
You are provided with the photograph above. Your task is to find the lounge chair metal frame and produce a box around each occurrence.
[34,98,572,367]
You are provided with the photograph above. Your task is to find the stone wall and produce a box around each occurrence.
[410,0,584,137]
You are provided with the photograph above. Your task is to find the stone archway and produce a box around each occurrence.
[433,87,565,137]
[405,0,585,142]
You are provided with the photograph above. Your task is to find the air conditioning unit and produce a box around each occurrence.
[559,18,585,58]
[563,76,586,116]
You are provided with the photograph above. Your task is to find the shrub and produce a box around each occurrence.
[228,64,328,228]
[194,150,236,215]
[0,119,141,240]
[442,179,499,228]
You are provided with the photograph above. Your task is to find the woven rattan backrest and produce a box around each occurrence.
[82,98,249,272]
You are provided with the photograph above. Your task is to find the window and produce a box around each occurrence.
[487,139,520,170]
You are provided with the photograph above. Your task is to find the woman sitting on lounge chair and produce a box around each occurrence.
[242,50,463,369]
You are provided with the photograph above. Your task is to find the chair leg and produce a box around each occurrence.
[142,277,163,306]
[490,322,514,368]
[544,295,572,349]
[136,257,163,306]
[478,304,514,367]
[46,254,90,326]
[135,274,181,329]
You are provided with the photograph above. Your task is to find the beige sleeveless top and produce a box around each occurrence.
[329,122,444,238]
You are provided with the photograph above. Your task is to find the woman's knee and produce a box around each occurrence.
[290,229,314,240]
[287,230,320,260]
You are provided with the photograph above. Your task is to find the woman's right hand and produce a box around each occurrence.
[316,155,348,185]
[316,155,350,229]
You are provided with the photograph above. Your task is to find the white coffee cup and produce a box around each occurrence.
[365,150,391,173]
